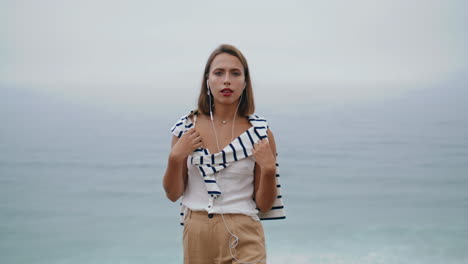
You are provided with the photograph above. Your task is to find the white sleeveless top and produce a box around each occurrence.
[172,111,286,225]
[182,149,260,221]
[181,113,260,220]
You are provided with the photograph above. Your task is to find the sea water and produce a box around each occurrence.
[1,86,467,264]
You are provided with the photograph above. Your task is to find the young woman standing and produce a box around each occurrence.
[163,44,285,264]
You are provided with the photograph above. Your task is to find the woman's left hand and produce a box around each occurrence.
[252,138,276,171]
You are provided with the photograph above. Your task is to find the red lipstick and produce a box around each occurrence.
[221,88,233,96]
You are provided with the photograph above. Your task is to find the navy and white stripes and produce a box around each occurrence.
[171,112,286,224]
[189,125,267,198]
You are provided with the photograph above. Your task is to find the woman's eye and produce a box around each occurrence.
[214,72,222,76]
[232,72,241,76]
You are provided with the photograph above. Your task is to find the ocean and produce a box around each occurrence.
[1,84,467,264]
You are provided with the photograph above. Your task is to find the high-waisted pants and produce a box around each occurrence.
[183,210,266,264]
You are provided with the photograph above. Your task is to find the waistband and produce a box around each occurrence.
[187,210,255,221]
[189,210,217,219]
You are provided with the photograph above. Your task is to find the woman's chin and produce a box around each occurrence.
[215,98,241,106]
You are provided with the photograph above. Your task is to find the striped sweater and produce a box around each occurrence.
[171,111,286,225]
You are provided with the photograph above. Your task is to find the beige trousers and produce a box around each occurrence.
[183,210,267,264]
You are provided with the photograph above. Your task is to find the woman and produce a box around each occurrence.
[163,44,285,264]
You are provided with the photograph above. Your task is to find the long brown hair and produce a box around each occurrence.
[196,44,255,117]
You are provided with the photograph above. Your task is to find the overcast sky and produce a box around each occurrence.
[1,0,467,113]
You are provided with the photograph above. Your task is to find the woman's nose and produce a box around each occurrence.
[223,74,231,84]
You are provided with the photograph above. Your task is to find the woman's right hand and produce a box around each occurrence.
[170,128,203,161]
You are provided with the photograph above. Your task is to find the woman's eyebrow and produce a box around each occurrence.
[212,67,242,72]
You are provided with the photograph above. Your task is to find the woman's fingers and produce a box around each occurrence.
[254,139,269,150]
[253,139,260,149]
[187,130,203,149]
[192,133,202,142]
[252,138,275,168]
[182,128,200,141]
[192,138,203,147]
[185,127,196,135]
[195,141,203,148]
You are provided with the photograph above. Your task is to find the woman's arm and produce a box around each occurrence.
[253,129,278,213]
[163,128,203,202]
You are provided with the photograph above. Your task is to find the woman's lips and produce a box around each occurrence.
[221,88,233,96]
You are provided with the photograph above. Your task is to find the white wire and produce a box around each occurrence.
[219,208,266,264]
[210,93,242,152]
[210,92,265,263]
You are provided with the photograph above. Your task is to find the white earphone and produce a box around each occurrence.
[205,78,263,264]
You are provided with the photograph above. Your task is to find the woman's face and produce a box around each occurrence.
[207,53,246,105]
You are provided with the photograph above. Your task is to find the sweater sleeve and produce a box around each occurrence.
[170,114,191,138]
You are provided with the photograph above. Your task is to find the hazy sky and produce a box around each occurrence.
[1,0,467,112]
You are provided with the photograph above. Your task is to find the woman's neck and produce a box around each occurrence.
[211,102,241,121]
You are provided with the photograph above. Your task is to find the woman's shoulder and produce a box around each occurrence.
[247,113,269,128]
[170,109,198,138]
[247,113,266,120]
